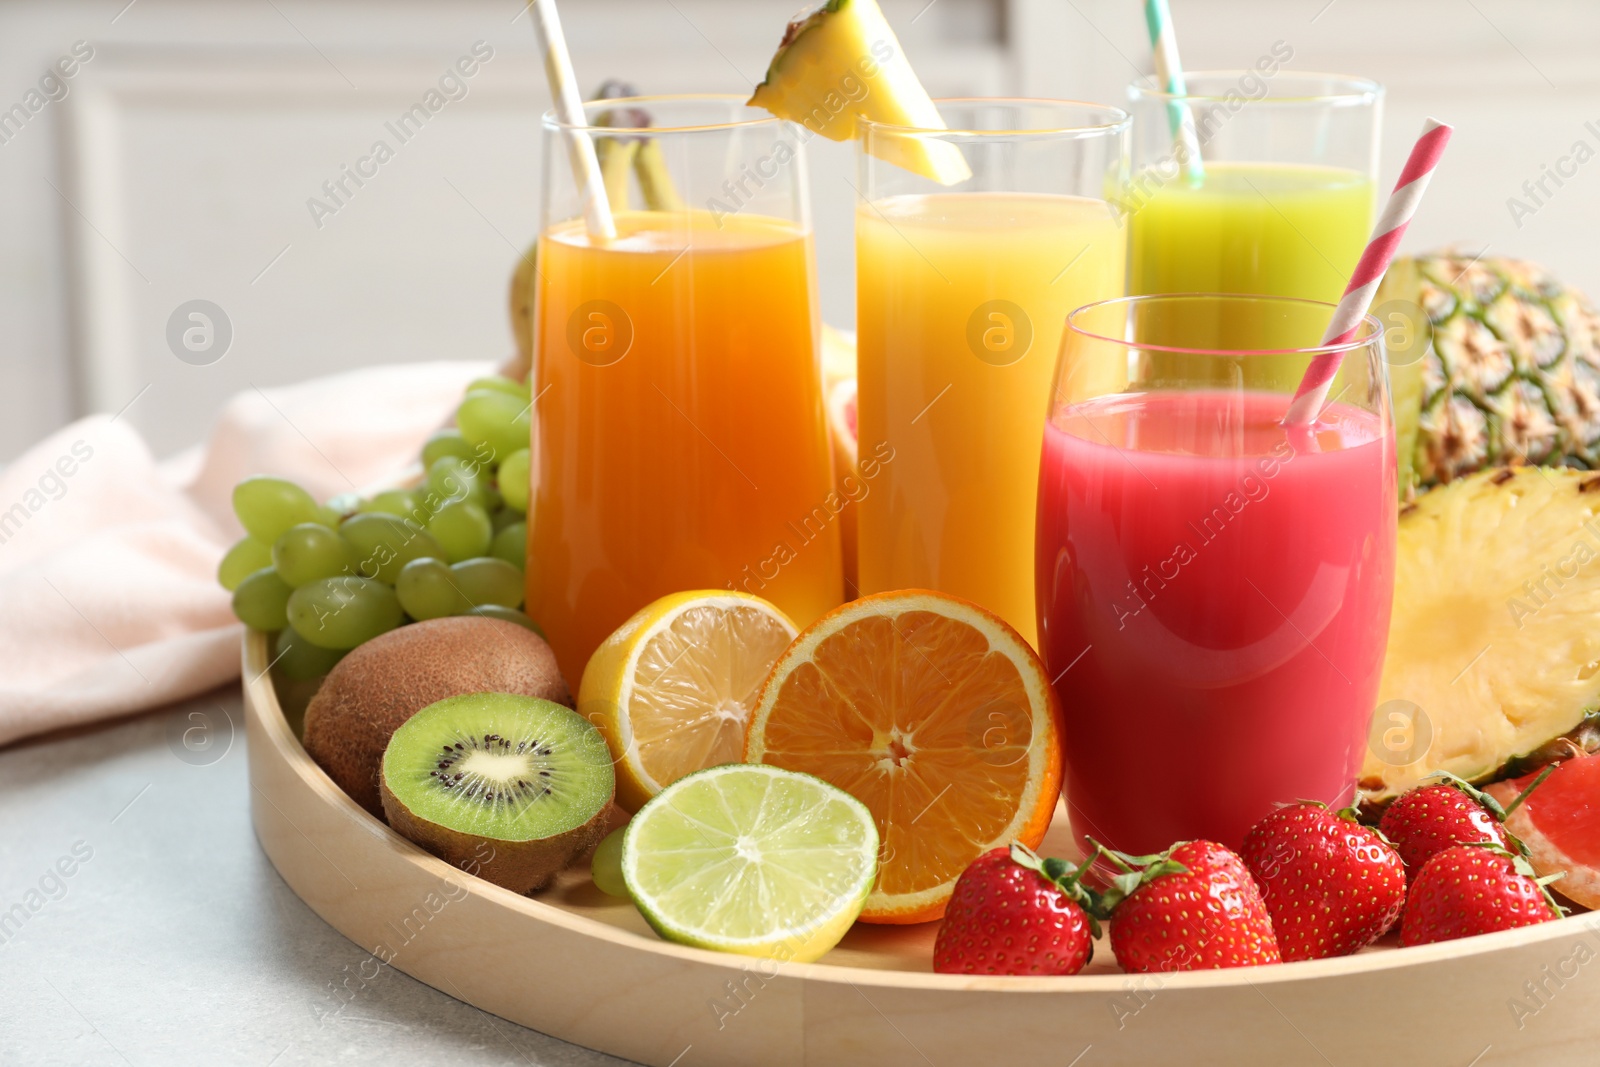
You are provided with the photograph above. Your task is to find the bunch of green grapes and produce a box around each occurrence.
[219,375,539,680]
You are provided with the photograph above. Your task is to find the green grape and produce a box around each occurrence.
[218,537,272,591]
[233,476,320,543]
[325,491,364,518]
[490,507,521,534]
[426,500,492,563]
[456,389,531,467]
[340,513,445,584]
[361,489,429,524]
[464,604,543,637]
[467,375,531,400]
[451,557,523,609]
[272,523,353,587]
[489,521,526,568]
[273,626,345,681]
[421,429,478,469]
[498,448,530,513]
[480,483,504,512]
[231,567,293,631]
[287,576,404,650]
[312,505,341,528]
[589,827,628,896]
[395,558,471,620]
[425,455,488,509]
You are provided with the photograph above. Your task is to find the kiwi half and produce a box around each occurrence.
[380,693,614,894]
[302,616,571,818]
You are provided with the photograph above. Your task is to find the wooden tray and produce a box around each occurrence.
[243,630,1600,1065]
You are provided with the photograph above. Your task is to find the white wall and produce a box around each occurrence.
[1,0,1596,460]
[0,0,1002,459]
[1017,0,1600,294]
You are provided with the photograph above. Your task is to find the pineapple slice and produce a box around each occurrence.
[1360,467,1600,801]
[749,0,972,185]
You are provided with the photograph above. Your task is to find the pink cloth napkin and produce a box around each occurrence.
[0,361,489,748]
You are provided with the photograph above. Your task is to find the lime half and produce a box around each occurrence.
[622,764,878,963]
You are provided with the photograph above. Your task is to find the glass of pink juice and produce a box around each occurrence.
[1036,294,1396,854]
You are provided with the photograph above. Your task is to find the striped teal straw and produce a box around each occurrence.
[1143,0,1205,184]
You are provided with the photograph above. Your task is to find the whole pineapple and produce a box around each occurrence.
[1384,254,1600,494]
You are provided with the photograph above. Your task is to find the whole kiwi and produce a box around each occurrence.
[302,616,571,818]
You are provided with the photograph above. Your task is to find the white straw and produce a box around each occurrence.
[1283,118,1454,426]
[1144,0,1204,183]
[530,0,615,240]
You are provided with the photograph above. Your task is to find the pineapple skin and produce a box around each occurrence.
[1383,253,1600,495]
[1360,467,1600,803]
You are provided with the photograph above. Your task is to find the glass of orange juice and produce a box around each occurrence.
[528,95,842,684]
[855,100,1129,647]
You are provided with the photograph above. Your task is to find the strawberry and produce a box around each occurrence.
[1098,840,1280,972]
[1240,802,1405,961]
[1378,766,1555,880]
[933,843,1101,976]
[1400,843,1564,946]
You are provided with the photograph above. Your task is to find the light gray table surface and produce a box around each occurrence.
[0,686,633,1067]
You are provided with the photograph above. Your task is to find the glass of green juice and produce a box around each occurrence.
[1124,72,1382,385]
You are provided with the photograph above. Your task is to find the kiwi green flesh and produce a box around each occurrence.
[301,616,572,819]
[381,693,614,894]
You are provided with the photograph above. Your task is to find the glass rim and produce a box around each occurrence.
[541,92,785,134]
[1066,293,1383,357]
[1128,71,1383,106]
[858,97,1131,138]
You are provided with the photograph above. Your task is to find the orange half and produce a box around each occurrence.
[744,590,1063,923]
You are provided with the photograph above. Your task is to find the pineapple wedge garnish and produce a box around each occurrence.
[749,0,971,185]
[1360,467,1600,802]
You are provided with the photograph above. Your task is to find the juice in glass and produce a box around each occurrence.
[1125,74,1381,384]
[1036,296,1395,853]
[1129,161,1373,304]
[528,207,841,685]
[856,190,1125,647]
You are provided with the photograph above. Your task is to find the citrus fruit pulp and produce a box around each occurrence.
[744,589,1063,923]
[580,591,797,812]
[1488,753,1600,909]
[622,764,879,962]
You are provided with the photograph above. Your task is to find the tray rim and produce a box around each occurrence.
[242,627,1600,993]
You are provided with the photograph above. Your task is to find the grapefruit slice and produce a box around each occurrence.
[821,323,856,396]
[826,374,859,592]
[744,590,1063,923]
[1487,754,1600,909]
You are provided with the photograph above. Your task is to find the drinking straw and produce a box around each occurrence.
[530,0,616,239]
[1283,118,1454,426]
[1142,0,1204,183]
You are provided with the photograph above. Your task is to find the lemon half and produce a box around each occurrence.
[579,590,796,812]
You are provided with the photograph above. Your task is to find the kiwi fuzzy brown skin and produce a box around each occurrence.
[302,617,571,819]
[380,778,612,895]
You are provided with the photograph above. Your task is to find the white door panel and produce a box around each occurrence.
[3,0,1003,458]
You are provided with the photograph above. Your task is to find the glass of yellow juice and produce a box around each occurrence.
[1124,71,1382,376]
[528,95,842,685]
[855,100,1129,648]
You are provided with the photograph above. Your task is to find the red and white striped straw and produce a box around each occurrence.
[1283,118,1454,426]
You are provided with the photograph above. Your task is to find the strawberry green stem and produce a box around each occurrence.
[1086,839,1191,916]
[1008,842,1107,937]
